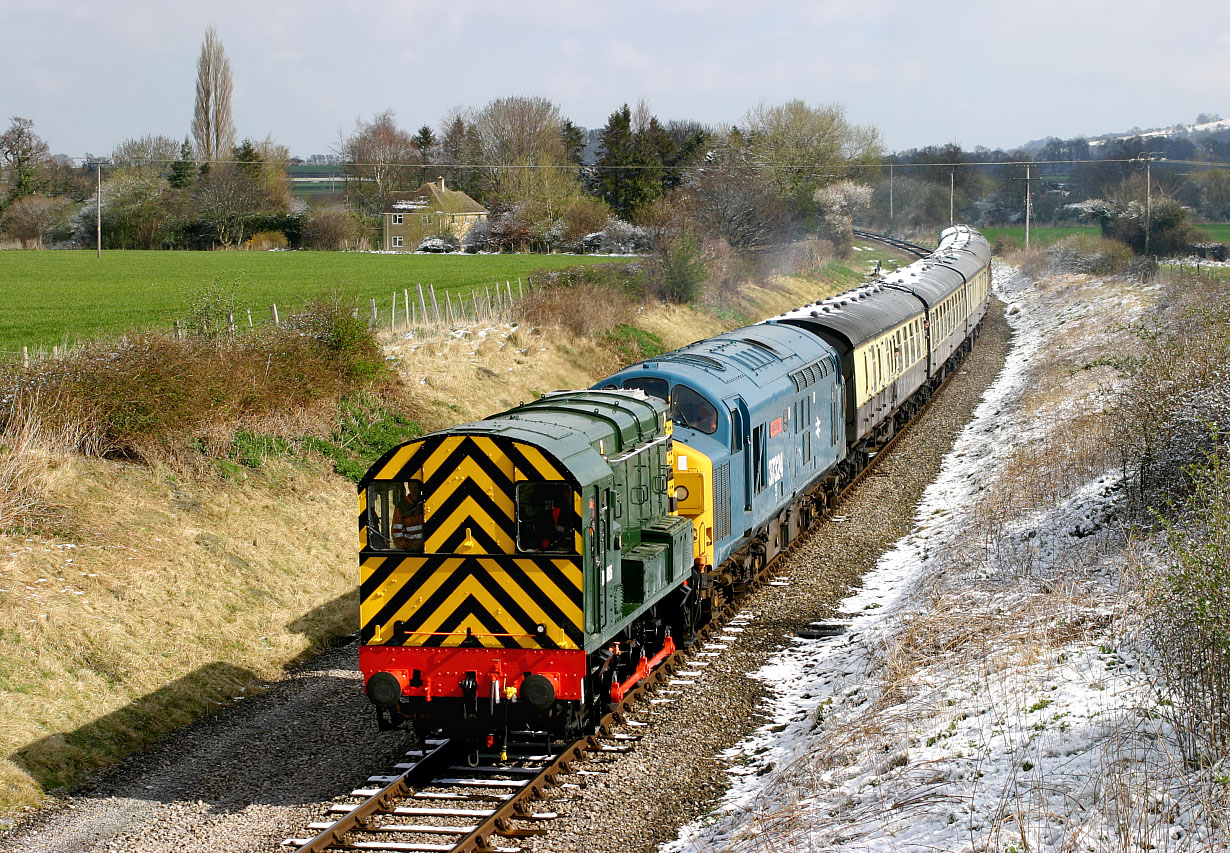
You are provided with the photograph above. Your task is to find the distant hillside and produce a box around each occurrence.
[1019,113,1230,153]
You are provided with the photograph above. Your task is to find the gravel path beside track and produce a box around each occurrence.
[0,303,1009,853]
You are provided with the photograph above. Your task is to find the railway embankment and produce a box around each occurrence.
[0,242,907,830]
[666,255,1230,850]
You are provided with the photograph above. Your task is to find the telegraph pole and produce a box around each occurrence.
[96,162,102,259]
[949,171,954,225]
[1025,163,1032,251]
[889,163,894,235]
[1142,153,1163,257]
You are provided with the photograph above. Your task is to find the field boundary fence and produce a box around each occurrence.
[1,278,528,366]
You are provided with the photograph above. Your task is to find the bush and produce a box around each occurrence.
[1045,234,1134,276]
[1110,270,1230,502]
[514,279,639,337]
[648,232,706,303]
[301,207,361,250]
[245,230,288,251]
[418,234,459,253]
[993,234,1020,255]
[1147,452,1230,763]
[0,295,388,462]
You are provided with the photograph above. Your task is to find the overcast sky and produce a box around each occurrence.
[3,0,1227,161]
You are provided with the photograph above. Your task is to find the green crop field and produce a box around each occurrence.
[0,250,635,354]
[1194,223,1230,241]
[981,223,1230,250]
[978,225,1099,249]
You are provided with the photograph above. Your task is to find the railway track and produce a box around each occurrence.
[852,228,932,259]
[285,607,762,853]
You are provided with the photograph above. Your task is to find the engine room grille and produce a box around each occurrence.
[714,462,731,541]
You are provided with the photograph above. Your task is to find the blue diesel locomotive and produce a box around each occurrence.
[599,225,991,616]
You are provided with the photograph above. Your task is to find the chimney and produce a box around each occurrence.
[438,176,445,191]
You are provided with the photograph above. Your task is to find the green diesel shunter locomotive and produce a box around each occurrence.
[358,389,694,741]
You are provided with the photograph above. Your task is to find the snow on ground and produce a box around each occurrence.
[667,268,1224,851]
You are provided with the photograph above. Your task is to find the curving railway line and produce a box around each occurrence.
[286,312,987,853]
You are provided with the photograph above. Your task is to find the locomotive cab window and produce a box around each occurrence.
[621,377,668,402]
[517,482,574,553]
[366,479,426,552]
[671,384,718,434]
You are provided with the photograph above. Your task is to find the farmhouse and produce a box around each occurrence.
[383,178,488,251]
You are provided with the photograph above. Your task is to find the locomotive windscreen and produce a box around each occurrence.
[366,479,425,552]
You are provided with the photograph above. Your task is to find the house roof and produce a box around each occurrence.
[387,178,488,215]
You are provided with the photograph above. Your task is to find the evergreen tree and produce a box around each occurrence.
[412,125,436,155]
[234,138,261,179]
[168,138,199,189]
[595,104,662,220]
[561,119,586,166]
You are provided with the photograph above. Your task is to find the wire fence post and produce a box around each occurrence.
[404,288,411,330]
[429,284,441,326]
[271,303,280,326]
[369,297,378,326]
[414,283,427,327]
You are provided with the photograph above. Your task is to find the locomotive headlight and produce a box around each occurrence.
[674,485,690,502]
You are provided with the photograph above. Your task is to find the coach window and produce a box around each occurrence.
[517,482,574,553]
[671,384,718,434]
[621,377,668,403]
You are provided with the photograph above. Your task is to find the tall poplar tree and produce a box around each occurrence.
[191,26,235,164]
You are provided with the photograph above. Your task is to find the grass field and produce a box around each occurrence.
[982,223,1230,249]
[1194,223,1230,241]
[0,250,634,354]
[979,225,1099,249]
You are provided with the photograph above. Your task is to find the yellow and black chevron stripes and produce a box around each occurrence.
[359,434,576,556]
[360,554,584,650]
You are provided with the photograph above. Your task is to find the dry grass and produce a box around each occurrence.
[0,454,355,811]
[383,264,829,432]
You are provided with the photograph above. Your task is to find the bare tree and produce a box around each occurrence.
[337,110,420,217]
[1,194,71,248]
[111,134,181,177]
[1,116,51,201]
[469,96,576,210]
[739,100,882,202]
[191,26,235,164]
